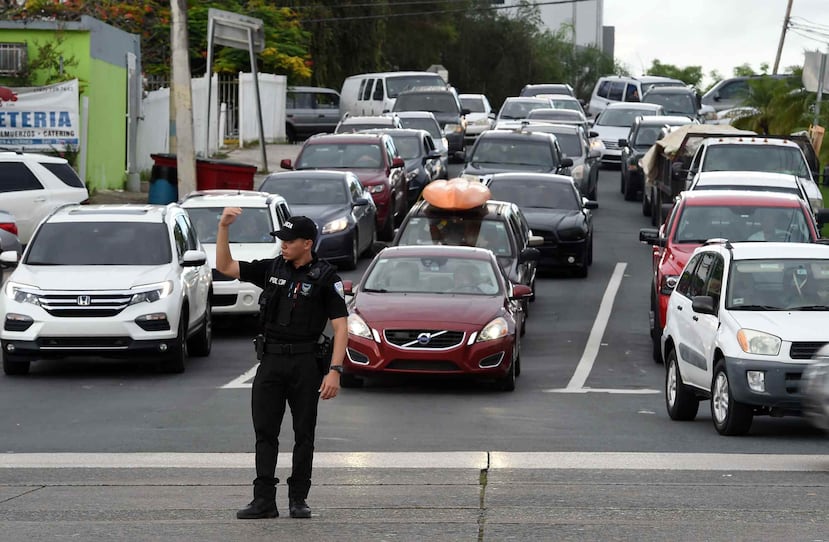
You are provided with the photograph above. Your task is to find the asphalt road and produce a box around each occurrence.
[1,166,826,455]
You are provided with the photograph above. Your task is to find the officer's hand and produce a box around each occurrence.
[319,371,340,400]
[219,207,243,227]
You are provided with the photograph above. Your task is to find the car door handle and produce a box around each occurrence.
[33,197,46,202]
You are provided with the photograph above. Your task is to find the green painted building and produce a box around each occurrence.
[0,16,141,191]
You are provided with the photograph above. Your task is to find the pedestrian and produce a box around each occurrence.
[215,210,348,520]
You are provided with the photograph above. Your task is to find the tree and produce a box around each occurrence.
[646,59,703,91]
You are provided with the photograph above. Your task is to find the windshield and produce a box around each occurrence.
[673,205,812,243]
[550,99,581,112]
[498,101,549,120]
[25,222,172,265]
[702,145,810,178]
[634,126,662,147]
[643,93,696,115]
[460,97,485,113]
[394,93,458,114]
[363,255,500,295]
[727,259,829,310]
[597,108,656,127]
[258,177,348,206]
[397,216,513,257]
[398,117,440,139]
[488,179,580,210]
[296,143,383,169]
[386,74,445,98]
[393,136,421,159]
[187,207,275,244]
[469,139,555,170]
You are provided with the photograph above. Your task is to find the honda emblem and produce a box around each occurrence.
[77,295,91,306]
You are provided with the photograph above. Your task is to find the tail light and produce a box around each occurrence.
[0,222,18,236]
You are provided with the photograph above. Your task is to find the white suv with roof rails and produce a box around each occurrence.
[0,204,212,375]
[688,171,813,212]
[180,190,291,316]
[589,75,685,117]
[662,240,829,435]
[0,152,89,244]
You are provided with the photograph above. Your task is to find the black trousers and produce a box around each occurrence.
[251,350,323,501]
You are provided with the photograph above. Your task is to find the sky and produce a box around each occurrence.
[603,0,828,87]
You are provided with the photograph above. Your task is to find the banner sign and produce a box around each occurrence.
[0,79,80,151]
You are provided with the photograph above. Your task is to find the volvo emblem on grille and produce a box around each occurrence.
[77,295,91,306]
[416,332,431,345]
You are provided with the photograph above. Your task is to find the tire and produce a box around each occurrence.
[378,215,395,242]
[587,235,593,266]
[496,352,516,391]
[642,190,652,217]
[650,291,663,364]
[188,300,212,357]
[161,311,188,374]
[340,232,359,271]
[3,352,30,376]
[711,360,753,436]
[340,372,363,388]
[665,349,699,421]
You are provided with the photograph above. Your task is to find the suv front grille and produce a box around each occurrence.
[38,336,132,349]
[790,342,827,360]
[384,330,464,349]
[39,292,133,317]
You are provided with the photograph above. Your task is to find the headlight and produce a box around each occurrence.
[348,313,372,339]
[660,274,679,295]
[322,217,349,234]
[406,170,418,182]
[4,281,41,305]
[570,164,585,181]
[444,123,462,135]
[736,329,781,356]
[477,316,509,342]
[368,184,385,194]
[474,118,491,126]
[129,280,174,305]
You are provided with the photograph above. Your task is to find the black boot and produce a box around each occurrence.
[237,498,279,519]
[289,498,311,518]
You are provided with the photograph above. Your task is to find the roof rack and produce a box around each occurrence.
[703,238,733,250]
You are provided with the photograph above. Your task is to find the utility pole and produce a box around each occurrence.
[170,0,197,197]
[773,0,794,75]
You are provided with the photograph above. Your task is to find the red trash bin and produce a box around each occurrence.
[195,158,257,191]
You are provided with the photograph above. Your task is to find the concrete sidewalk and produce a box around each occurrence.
[1,452,828,541]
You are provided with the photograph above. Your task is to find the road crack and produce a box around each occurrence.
[477,451,490,542]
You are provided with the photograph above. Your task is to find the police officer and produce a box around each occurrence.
[215,210,348,520]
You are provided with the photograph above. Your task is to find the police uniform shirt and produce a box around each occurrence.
[240,255,348,343]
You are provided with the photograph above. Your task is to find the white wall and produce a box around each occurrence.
[238,72,287,145]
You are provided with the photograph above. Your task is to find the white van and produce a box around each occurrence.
[339,71,448,119]
[588,75,685,117]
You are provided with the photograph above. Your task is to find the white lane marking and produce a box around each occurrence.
[0,452,826,471]
[221,364,258,389]
[565,262,628,391]
[544,387,659,394]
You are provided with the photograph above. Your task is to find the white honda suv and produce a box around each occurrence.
[0,204,212,375]
[661,240,829,435]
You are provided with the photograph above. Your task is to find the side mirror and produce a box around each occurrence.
[391,157,405,168]
[518,247,540,263]
[583,199,598,210]
[353,197,369,207]
[588,130,599,138]
[559,157,574,168]
[0,250,19,266]
[280,158,293,170]
[488,112,496,120]
[639,228,660,245]
[461,108,471,116]
[342,280,354,295]
[181,249,207,267]
[510,284,533,299]
[618,138,628,148]
[528,235,544,247]
[691,295,716,315]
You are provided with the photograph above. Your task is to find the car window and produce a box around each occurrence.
[41,163,85,189]
[361,79,374,101]
[398,216,513,256]
[358,79,368,101]
[704,254,724,309]
[513,210,531,247]
[25,222,171,265]
[394,135,420,159]
[608,81,625,101]
[643,93,696,116]
[674,205,812,243]
[287,92,312,109]
[349,178,363,200]
[176,213,198,250]
[624,84,640,102]
[385,74,446,98]
[460,97,485,112]
[315,92,339,109]
[363,255,500,295]
[372,78,384,101]
[187,206,274,244]
[259,178,348,205]
[701,145,810,178]
[489,179,580,210]
[633,126,661,147]
[688,253,713,298]
[469,138,555,169]
[719,81,748,100]
[398,117,440,139]
[726,258,829,310]
[597,80,610,99]
[277,202,291,224]
[296,143,384,169]
[395,92,459,114]
[0,162,44,192]
[675,254,700,298]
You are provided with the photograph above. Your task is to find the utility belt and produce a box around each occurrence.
[254,334,333,375]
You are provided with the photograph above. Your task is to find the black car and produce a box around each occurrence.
[461,129,573,182]
[485,173,596,277]
[259,170,376,270]
[364,128,443,205]
[392,87,469,158]
[392,198,541,319]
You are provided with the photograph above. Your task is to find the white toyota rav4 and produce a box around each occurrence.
[662,240,829,435]
[0,204,212,375]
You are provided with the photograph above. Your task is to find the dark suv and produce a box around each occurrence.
[392,199,541,319]
[461,129,573,181]
[280,133,407,241]
[392,87,469,158]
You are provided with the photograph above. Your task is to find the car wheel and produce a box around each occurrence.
[286,124,296,144]
[495,352,516,391]
[665,348,699,421]
[378,215,395,242]
[587,235,593,266]
[642,190,652,217]
[3,352,30,376]
[161,310,188,374]
[340,371,363,388]
[188,300,212,357]
[711,359,753,436]
[341,232,359,271]
[650,290,663,364]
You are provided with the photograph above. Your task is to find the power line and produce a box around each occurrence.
[288,0,475,9]
[293,0,597,24]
